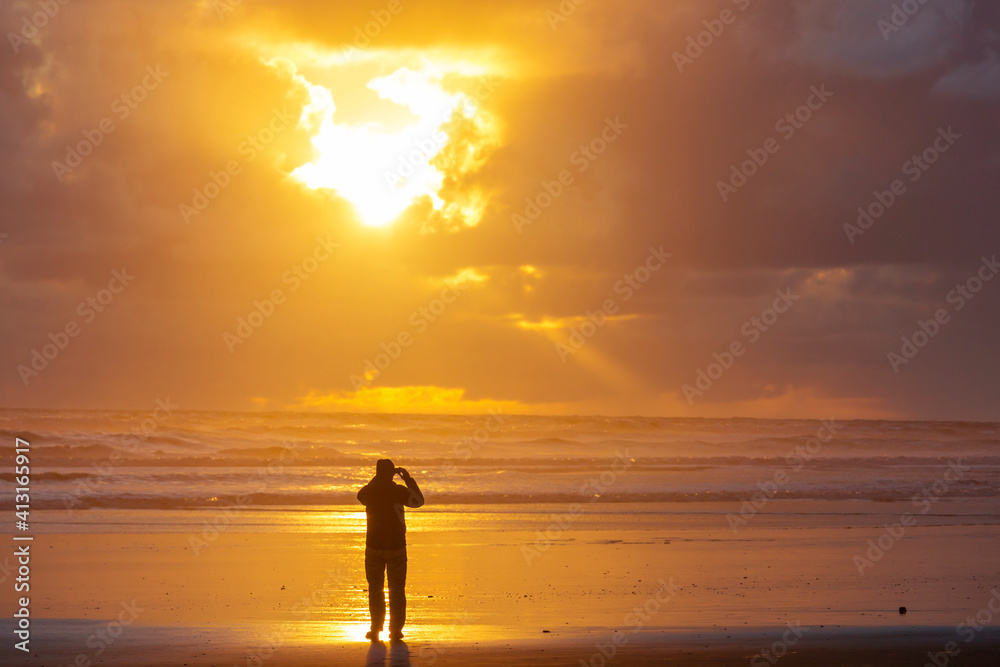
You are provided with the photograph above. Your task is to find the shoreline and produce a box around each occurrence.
[5,502,999,665]
[4,623,1000,666]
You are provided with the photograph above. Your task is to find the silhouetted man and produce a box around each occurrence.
[357,458,424,641]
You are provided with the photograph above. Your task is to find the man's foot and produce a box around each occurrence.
[389,630,403,640]
[366,630,380,641]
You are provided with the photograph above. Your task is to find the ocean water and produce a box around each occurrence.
[1,410,998,510]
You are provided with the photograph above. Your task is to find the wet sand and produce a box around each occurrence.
[6,622,1000,666]
[2,501,1000,665]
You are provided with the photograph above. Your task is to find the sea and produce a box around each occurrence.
[2,409,998,512]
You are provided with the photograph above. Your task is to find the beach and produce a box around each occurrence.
[3,412,1000,664]
[6,0,1000,660]
[3,499,1000,665]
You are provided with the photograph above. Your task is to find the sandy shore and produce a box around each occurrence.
[2,501,1000,665]
[4,623,1000,666]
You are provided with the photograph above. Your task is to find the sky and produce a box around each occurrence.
[1,0,998,420]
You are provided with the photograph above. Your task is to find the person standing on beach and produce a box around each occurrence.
[357,458,425,641]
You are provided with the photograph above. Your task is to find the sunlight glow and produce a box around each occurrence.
[345,624,373,643]
[514,313,640,331]
[446,267,489,286]
[292,386,521,414]
[275,57,501,228]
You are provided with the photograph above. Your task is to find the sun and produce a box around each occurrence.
[272,55,501,228]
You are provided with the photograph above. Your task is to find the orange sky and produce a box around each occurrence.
[2,0,999,419]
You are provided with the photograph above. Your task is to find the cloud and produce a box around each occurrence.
[757,0,968,78]
[1,0,998,419]
[933,50,1000,99]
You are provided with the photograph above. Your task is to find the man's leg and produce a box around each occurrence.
[365,548,387,636]
[386,547,408,636]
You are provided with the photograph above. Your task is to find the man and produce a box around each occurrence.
[357,458,424,641]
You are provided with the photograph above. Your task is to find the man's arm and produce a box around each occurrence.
[396,468,424,508]
[357,477,376,506]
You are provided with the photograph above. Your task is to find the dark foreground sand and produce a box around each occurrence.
[3,622,1000,666]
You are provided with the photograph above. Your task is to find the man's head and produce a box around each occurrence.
[375,458,396,480]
